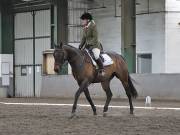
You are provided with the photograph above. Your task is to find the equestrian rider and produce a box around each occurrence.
[79,12,105,75]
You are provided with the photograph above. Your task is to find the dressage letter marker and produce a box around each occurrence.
[145,96,152,107]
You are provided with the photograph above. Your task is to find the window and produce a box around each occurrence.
[137,54,152,73]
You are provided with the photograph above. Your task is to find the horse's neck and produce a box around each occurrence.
[64,46,83,68]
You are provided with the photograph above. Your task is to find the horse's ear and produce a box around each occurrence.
[60,42,63,48]
[56,42,63,49]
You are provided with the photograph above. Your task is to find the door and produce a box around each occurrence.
[14,10,50,97]
[14,12,34,97]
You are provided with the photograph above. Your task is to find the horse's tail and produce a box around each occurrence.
[128,74,138,98]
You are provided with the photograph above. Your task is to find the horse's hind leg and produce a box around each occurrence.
[122,82,134,114]
[101,81,113,117]
[84,88,97,115]
[115,71,134,114]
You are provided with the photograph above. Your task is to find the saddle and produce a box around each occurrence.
[84,49,113,67]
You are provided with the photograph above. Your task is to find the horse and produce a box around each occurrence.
[53,43,138,118]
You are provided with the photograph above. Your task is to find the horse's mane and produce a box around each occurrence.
[63,44,85,57]
[64,44,77,49]
[63,44,79,51]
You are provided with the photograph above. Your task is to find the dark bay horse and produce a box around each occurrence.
[53,43,138,117]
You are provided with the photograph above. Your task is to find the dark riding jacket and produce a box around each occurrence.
[79,20,101,50]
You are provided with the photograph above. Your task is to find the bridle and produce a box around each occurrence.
[54,49,66,66]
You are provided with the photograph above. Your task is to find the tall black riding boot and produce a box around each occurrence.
[95,58,105,76]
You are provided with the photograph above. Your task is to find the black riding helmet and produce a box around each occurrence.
[80,12,93,20]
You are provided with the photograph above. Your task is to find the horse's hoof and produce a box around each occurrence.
[69,113,76,119]
[130,111,134,115]
[103,112,108,117]
[93,112,97,116]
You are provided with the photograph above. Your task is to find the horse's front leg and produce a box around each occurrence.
[71,79,89,118]
[84,88,97,115]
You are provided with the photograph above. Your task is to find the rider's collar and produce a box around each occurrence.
[84,20,95,29]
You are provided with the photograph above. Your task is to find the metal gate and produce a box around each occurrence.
[14,10,50,97]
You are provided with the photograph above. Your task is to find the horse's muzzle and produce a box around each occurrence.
[54,64,60,73]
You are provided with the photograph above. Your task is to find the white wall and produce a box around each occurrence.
[93,15,121,54]
[165,0,180,73]
[136,13,165,73]
[166,0,180,11]
[136,0,166,73]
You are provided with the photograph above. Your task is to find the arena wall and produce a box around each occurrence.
[41,74,180,100]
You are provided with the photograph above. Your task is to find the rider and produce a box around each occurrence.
[79,12,105,75]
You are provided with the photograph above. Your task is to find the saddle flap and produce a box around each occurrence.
[85,49,113,67]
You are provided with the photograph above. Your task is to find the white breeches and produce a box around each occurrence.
[92,48,100,60]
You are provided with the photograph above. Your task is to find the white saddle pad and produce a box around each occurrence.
[85,49,114,67]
